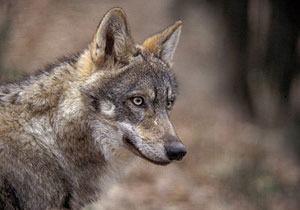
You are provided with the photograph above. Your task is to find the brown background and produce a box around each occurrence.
[0,1,299,210]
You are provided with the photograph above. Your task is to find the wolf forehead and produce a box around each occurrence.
[89,54,179,99]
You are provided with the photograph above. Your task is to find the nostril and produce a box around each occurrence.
[165,143,187,161]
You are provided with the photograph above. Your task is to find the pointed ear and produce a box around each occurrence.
[89,8,136,66]
[142,21,182,67]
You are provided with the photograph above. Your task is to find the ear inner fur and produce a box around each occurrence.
[89,8,136,70]
[142,20,182,67]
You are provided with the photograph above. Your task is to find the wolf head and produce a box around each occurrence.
[79,8,186,165]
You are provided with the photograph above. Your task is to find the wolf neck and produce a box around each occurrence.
[0,50,89,112]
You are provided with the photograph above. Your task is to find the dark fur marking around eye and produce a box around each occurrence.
[90,95,99,111]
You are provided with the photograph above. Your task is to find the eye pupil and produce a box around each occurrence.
[167,100,173,109]
[132,97,144,106]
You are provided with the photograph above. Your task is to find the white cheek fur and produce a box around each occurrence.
[100,100,116,117]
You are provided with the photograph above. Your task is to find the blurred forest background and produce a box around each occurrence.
[0,0,299,209]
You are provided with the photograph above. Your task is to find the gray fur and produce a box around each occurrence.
[0,8,184,210]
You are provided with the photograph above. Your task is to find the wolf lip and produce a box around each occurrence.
[123,137,170,166]
[123,137,142,157]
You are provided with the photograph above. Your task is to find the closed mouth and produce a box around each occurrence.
[123,137,170,166]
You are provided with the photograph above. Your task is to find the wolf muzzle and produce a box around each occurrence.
[165,142,186,161]
[164,134,187,161]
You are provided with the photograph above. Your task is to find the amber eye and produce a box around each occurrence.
[131,96,144,106]
[167,100,173,109]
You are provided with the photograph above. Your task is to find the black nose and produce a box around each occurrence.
[165,143,187,161]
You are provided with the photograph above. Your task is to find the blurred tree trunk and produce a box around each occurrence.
[263,0,299,110]
[220,0,254,117]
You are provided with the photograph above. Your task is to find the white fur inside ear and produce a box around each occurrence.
[100,101,116,117]
[161,26,182,67]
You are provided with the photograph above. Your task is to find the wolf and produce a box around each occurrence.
[0,7,186,210]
